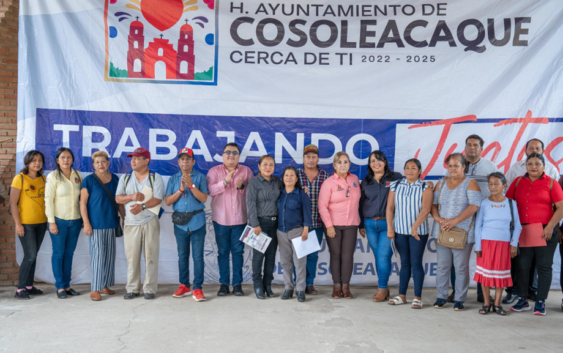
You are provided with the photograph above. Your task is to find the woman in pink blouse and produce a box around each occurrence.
[318,152,361,299]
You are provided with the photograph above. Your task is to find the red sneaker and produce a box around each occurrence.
[193,289,206,302]
[172,284,192,298]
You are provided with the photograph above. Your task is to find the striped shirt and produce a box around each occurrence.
[390,178,431,235]
[297,167,329,228]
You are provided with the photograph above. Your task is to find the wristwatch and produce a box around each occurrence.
[237,184,245,190]
[142,203,146,210]
[188,184,196,191]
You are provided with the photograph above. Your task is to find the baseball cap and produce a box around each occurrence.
[178,147,194,158]
[303,144,319,156]
[127,147,151,160]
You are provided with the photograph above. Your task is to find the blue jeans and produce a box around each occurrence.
[213,222,246,286]
[395,233,429,297]
[50,218,83,290]
[174,225,206,290]
[365,218,392,289]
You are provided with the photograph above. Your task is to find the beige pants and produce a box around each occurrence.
[124,216,160,294]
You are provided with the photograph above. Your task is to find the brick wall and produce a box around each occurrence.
[0,0,19,286]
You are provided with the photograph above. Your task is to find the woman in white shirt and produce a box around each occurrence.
[45,147,83,299]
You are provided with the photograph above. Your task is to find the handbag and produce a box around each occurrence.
[437,177,474,250]
[93,173,123,237]
[172,209,203,226]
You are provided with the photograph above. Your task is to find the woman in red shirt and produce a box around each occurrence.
[506,153,563,316]
[318,152,361,299]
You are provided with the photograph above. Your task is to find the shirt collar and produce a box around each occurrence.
[222,164,239,174]
[524,172,545,180]
[284,188,300,195]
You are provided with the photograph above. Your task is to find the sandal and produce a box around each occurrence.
[494,305,506,316]
[411,298,423,309]
[388,296,406,305]
[479,305,491,315]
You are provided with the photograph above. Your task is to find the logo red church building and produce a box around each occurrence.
[127,20,195,80]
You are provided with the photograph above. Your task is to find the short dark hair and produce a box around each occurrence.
[487,172,506,185]
[445,152,466,167]
[404,158,422,177]
[20,150,45,176]
[366,151,393,182]
[223,142,240,153]
[526,152,545,166]
[465,134,484,148]
[525,138,544,151]
[281,166,302,189]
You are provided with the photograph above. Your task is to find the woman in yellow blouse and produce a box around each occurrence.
[45,147,83,299]
[10,150,48,300]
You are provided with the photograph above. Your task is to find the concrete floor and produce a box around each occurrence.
[1,284,562,353]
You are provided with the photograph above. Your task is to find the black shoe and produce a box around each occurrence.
[264,286,275,297]
[281,290,294,300]
[297,291,306,302]
[254,287,266,300]
[26,287,44,296]
[502,292,518,304]
[15,290,30,300]
[217,284,230,296]
[65,288,80,296]
[233,285,244,296]
[561,299,563,312]
[123,292,139,300]
[144,293,156,300]
[57,290,68,299]
[528,291,538,302]
[447,291,455,303]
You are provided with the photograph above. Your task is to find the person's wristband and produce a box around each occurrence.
[188,184,195,191]
[224,179,229,185]
[177,188,184,194]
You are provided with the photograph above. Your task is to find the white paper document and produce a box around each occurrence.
[292,231,321,259]
[136,185,161,216]
[240,225,272,254]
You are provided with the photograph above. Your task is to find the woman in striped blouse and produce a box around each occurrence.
[386,159,434,308]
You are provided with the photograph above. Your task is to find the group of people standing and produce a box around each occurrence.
[8,135,563,315]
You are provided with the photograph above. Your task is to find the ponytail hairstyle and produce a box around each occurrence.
[54,147,75,180]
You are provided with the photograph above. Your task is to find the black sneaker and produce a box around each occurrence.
[15,290,30,300]
[533,300,546,316]
[144,293,156,300]
[510,298,531,312]
[502,292,518,304]
[433,298,447,308]
[233,285,244,296]
[447,291,455,303]
[454,301,465,311]
[217,284,230,296]
[123,292,139,300]
[26,287,44,296]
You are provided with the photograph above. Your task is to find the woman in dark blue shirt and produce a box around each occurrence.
[80,151,124,301]
[277,166,312,302]
[358,151,403,302]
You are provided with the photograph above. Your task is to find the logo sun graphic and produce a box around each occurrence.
[126,0,198,32]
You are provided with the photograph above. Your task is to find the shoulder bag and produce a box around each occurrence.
[437,177,474,250]
[93,174,123,237]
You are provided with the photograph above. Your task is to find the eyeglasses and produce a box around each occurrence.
[346,186,351,197]
[224,151,239,156]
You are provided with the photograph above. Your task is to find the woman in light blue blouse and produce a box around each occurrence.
[386,159,434,309]
[474,172,521,316]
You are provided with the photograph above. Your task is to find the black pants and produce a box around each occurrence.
[17,223,47,289]
[252,217,278,289]
[516,226,558,301]
[506,256,537,295]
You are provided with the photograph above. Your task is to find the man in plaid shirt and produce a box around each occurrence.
[297,144,329,295]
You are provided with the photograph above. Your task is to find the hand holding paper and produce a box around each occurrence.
[136,185,161,215]
[292,231,321,259]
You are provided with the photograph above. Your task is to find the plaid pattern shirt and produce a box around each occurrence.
[297,167,329,228]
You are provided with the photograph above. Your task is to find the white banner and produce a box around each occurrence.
[17,0,562,289]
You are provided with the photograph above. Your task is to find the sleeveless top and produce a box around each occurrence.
[390,178,431,235]
[431,177,483,243]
